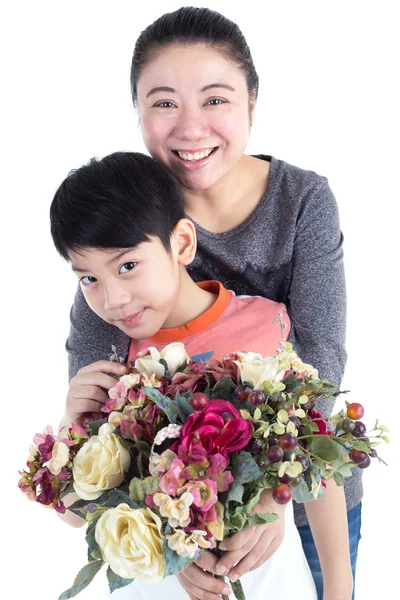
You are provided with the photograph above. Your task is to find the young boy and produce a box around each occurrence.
[50,152,290,427]
[50,152,352,600]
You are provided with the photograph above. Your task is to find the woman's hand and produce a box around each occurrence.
[176,551,232,600]
[215,489,286,582]
[62,360,126,428]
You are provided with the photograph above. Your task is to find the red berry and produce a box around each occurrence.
[189,392,209,411]
[234,385,251,402]
[273,484,292,504]
[267,445,284,463]
[278,473,294,484]
[280,432,298,450]
[249,390,265,406]
[350,449,368,464]
[358,455,371,469]
[295,454,309,471]
[347,403,365,421]
[352,421,367,438]
[247,438,265,454]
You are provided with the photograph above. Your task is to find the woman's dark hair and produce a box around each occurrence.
[130,6,259,106]
[50,152,185,260]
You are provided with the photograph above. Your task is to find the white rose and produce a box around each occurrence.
[235,352,286,390]
[95,504,165,582]
[135,342,190,378]
[45,441,70,475]
[72,423,130,500]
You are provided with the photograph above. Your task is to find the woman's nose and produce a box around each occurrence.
[173,106,211,141]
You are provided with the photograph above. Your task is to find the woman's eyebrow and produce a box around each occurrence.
[146,83,235,98]
[146,86,176,98]
[200,83,235,93]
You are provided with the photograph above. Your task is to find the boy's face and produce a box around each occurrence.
[70,236,183,339]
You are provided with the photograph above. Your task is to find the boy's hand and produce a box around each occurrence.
[215,489,286,582]
[63,360,126,427]
[177,551,232,599]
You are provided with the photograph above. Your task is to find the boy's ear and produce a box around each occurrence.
[172,218,197,266]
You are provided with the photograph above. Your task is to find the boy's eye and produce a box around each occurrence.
[119,262,136,274]
[80,275,97,286]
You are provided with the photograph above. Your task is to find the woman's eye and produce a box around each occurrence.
[119,262,136,274]
[206,98,225,106]
[154,101,176,108]
[80,276,97,286]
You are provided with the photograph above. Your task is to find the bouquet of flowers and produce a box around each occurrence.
[18,340,388,600]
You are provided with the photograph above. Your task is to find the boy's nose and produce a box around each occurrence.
[104,287,131,311]
[174,106,211,141]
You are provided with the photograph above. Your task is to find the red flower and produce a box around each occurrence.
[206,354,240,383]
[167,371,206,395]
[179,400,253,458]
[309,410,331,435]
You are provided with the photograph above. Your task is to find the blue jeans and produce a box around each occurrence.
[297,502,362,600]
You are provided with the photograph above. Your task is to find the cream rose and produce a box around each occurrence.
[72,423,130,500]
[95,504,165,582]
[235,352,286,391]
[135,342,190,378]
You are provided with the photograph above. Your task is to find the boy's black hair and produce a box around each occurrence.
[50,152,185,260]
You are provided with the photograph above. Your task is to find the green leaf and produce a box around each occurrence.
[59,560,104,599]
[291,480,318,503]
[106,567,133,593]
[175,392,194,421]
[333,472,344,486]
[231,578,246,600]
[209,377,236,400]
[309,437,343,463]
[129,476,160,502]
[351,440,370,452]
[226,452,262,504]
[143,387,178,423]
[86,418,107,436]
[247,512,279,527]
[85,520,102,561]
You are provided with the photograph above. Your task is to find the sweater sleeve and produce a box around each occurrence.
[287,179,347,418]
[66,285,131,381]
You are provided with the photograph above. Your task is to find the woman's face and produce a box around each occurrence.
[137,44,253,192]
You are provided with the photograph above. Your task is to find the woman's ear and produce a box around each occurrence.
[171,218,197,266]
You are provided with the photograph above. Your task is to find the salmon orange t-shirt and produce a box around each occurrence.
[127,281,290,364]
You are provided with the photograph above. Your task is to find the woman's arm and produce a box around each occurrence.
[67,285,131,380]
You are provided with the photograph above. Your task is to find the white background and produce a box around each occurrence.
[1,1,399,598]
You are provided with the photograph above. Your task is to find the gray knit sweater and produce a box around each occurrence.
[66,155,362,527]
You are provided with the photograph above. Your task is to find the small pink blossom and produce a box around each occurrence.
[184,478,218,513]
[159,459,187,496]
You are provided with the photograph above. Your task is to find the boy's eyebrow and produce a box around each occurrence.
[146,83,235,98]
[71,248,136,273]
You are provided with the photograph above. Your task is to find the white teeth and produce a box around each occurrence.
[177,148,214,161]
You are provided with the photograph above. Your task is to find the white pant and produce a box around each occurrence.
[111,501,317,600]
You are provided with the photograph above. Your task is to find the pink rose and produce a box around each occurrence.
[179,400,253,458]
[168,371,206,395]
[206,354,240,383]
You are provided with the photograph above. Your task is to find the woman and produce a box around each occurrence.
[67,7,358,599]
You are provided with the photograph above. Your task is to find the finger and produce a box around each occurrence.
[218,526,256,552]
[177,563,232,599]
[216,529,262,575]
[228,532,284,582]
[73,372,124,391]
[194,550,219,574]
[77,360,126,376]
